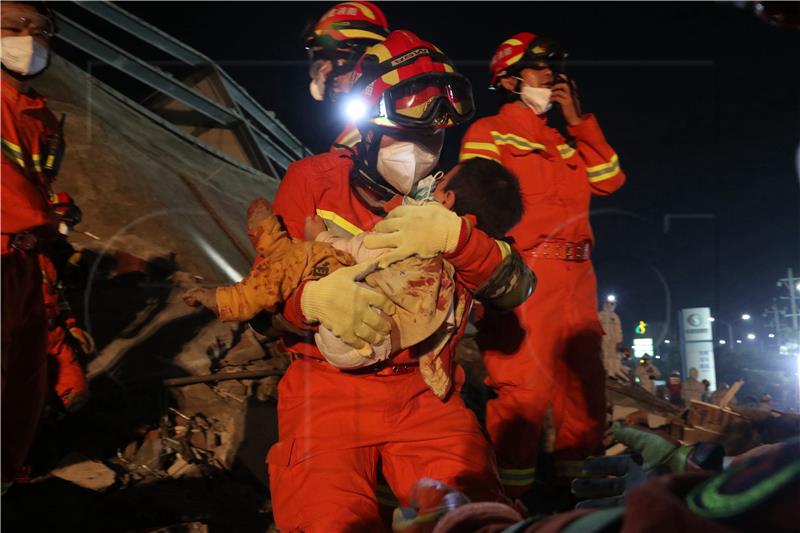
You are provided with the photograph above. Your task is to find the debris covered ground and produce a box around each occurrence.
[5,50,798,533]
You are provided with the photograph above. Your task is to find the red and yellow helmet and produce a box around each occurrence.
[489,32,566,87]
[348,30,475,129]
[48,191,81,226]
[306,1,389,56]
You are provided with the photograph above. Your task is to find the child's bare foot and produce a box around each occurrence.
[183,287,218,313]
[304,214,327,241]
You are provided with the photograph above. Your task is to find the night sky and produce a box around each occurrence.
[75,2,799,343]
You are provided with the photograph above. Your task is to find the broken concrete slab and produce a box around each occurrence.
[51,453,117,491]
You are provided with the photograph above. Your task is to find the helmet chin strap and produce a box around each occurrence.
[349,126,400,205]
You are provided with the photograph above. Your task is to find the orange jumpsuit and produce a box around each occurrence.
[268,151,508,532]
[459,103,625,494]
[1,78,58,484]
[38,251,89,410]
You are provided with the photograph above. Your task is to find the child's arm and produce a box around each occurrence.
[305,215,386,263]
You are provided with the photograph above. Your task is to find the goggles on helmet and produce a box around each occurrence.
[517,36,567,74]
[373,73,475,129]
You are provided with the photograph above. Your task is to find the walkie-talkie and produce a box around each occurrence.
[42,113,66,178]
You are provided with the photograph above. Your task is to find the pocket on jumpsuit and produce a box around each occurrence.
[266,438,294,488]
[507,145,554,197]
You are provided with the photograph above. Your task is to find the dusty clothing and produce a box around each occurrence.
[461,104,625,495]
[635,362,661,395]
[1,79,58,484]
[268,150,508,532]
[215,213,355,320]
[315,231,462,399]
[213,212,462,399]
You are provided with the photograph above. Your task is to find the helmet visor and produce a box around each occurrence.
[519,37,567,73]
[381,73,475,128]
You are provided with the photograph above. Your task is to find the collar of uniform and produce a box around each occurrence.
[1,76,48,110]
[499,101,547,126]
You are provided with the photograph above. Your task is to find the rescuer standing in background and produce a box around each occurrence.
[304,1,389,149]
[460,31,626,497]
[1,0,61,492]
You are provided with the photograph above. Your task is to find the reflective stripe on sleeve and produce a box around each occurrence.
[315,209,364,236]
[586,154,621,183]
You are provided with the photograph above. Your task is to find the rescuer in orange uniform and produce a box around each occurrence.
[265,30,533,532]
[1,0,61,491]
[304,1,389,149]
[459,32,626,496]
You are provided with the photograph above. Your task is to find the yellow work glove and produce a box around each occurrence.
[362,203,463,269]
[300,261,396,350]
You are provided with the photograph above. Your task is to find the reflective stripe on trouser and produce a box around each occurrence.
[267,358,506,533]
[478,257,606,496]
[499,466,536,490]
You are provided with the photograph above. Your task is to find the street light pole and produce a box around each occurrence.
[713,318,734,347]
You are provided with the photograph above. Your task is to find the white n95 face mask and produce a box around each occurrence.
[377,140,439,195]
[1,35,49,76]
[513,78,552,115]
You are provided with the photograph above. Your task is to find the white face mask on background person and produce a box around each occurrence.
[1,35,49,76]
[513,77,552,115]
[376,140,439,195]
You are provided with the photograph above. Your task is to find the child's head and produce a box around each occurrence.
[433,158,523,240]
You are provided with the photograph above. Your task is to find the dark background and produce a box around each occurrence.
[64,1,799,345]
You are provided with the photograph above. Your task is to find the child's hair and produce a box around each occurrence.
[442,158,523,240]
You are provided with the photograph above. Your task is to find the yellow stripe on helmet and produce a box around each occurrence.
[339,29,386,41]
[366,43,393,62]
[343,1,375,20]
[380,69,401,86]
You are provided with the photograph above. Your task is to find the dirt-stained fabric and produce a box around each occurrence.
[215,212,355,321]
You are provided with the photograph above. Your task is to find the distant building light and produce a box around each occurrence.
[768,333,775,339]
[655,355,661,359]
[606,294,616,303]
[742,314,751,320]
[736,339,743,344]
[664,339,671,344]
[747,333,756,340]
[719,340,726,345]
[709,316,716,322]
[796,282,800,292]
